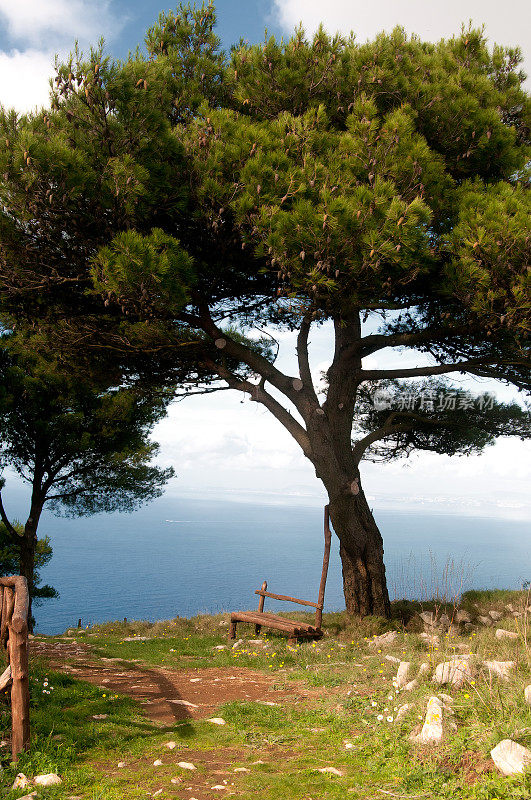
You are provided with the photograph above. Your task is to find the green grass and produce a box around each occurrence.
[1,591,530,799]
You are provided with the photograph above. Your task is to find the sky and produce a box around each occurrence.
[0,1,530,519]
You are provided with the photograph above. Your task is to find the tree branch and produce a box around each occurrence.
[297,316,319,402]
[204,358,312,457]
[359,326,464,358]
[0,491,21,540]
[362,358,528,381]
[352,423,414,464]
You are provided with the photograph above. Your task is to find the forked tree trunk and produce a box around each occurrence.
[327,487,390,617]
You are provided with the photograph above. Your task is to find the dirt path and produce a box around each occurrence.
[30,639,302,724]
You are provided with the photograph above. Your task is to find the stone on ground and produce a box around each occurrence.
[495,628,518,641]
[165,741,177,749]
[456,610,471,623]
[525,685,531,706]
[419,632,440,646]
[413,696,444,744]
[404,679,419,691]
[369,630,398,648]
[153,759,163,766]
[477,615,492,626]
[483,660,515,680]
[178,762,196,770]
[394,703,412,722]
[208,717,226,725]
[433,657,472,688]
[34,774,62,787]
[490,739,531,776]
[393,661,411,688]
[12,774,31,789]
[489,610,503,621]
[117,762,126,768]
[318,766,344,776]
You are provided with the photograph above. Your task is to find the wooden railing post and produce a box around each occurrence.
[0,576,30,760]
[256,581,267,635]
[315,506,332,631]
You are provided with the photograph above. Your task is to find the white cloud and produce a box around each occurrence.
[0,0,124,113]
[0,49,54,113]
[0,0,119,47]
[273,0,530,70]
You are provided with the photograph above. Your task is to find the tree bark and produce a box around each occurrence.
[327,486,390,617]
[20,495,44,631]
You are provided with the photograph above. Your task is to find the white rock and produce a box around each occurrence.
[318,766,344,776]
[190,678,201,683]
[208,717,226,725]
[418,662,430,677]
[34,773,62,786]
[177,762,196,770]
[438,693,454,706]
[385,655,401,663]
[343,740,354,749]
[16,794,38,800]
[489,610,503,621]
[167,699,199,708]
[404,679,419,691]
[12,774,31,789]
[117,761,126,768]
[152,791,163,798]
[505,604,514,613]
[165,741,177,749]
[490,739,531,776]
[369,630,398,648]
[419,611,436,628]
[439,614,451,630]
[394,703,412,722]
[525,685,531,706]
[231,639,244,650]
[153,759,163,766]
[477,615,493,626]
[413,696,444,744]
[234,767,250,772]
[394,662,411,688]
[483,660,515,680]
[419,632,440,646]
[456,610,471,624]
[211,785,227,790]
[433,658,472,688]
[495,629,518,641]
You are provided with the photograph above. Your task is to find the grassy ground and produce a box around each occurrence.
[1,589,530,799]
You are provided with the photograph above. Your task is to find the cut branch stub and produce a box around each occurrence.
[349,478,360,495]
[292,378,304,391]
[214,338,227,349]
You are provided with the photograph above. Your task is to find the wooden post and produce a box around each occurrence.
[315,506,332,631]
[229,620,237,639]
[0,576,30,760]
[256,581,267,635]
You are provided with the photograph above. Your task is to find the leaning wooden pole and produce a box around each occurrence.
[0,576,30,760]
[315,505,332,631]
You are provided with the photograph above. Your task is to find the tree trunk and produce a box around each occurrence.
[327,487,390,617]
[20,496,44,631]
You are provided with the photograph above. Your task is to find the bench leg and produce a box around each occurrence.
[229,621,237,640]
[255,624,262,636]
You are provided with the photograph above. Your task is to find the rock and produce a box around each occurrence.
[438,614,451,630]
[17,794,38,800]
[34,774,62,787]
[490,739,531,776]
[343,740,354,749]
[394,661,411,688]
[477,615,492,626]
[231,639,244,650]
[213,645,227,650]
[234,767,250,772]
[419,611,436,629]
[385,655,401,663]
[178,762,196,770]
[433,658,472,688]
[394,703,412,722]
[12,774,31,789]
[317,767,344,776]
[419,632,440,646]
[123,636,149,641]
[495,629,518,641]
[165,741,177,749]
[418,662,430,677]
[218,620,229,626]
[413,696,444,744]
[525,685,531,706]
[489,610,503,621]
[368,630,398,648]
[153,791,163,798]
[117,762,126,768]
[168,699,199,708]
[404,679,419,691]
[208,717,226,725]
[456,610,471,624]
[483,660,515,680]
[92,714,108,719]
[211,785,227,790]
[505,604,514,613]
[153,759,163,766]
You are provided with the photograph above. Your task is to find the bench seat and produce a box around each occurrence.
[230,610,322,641]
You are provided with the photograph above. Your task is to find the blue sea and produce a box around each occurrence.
[21,496,530,634]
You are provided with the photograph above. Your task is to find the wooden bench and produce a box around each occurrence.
[229,506,332,644]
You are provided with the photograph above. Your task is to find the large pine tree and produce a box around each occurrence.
[0,4,529,615]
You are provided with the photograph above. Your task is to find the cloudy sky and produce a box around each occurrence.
[0,0,529,518]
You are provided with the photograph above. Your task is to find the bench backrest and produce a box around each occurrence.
[254,505,332,630]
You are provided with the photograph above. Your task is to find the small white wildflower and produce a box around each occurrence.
[387,715,393,723]
[377,714,384,721]
[371,701,377,707]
